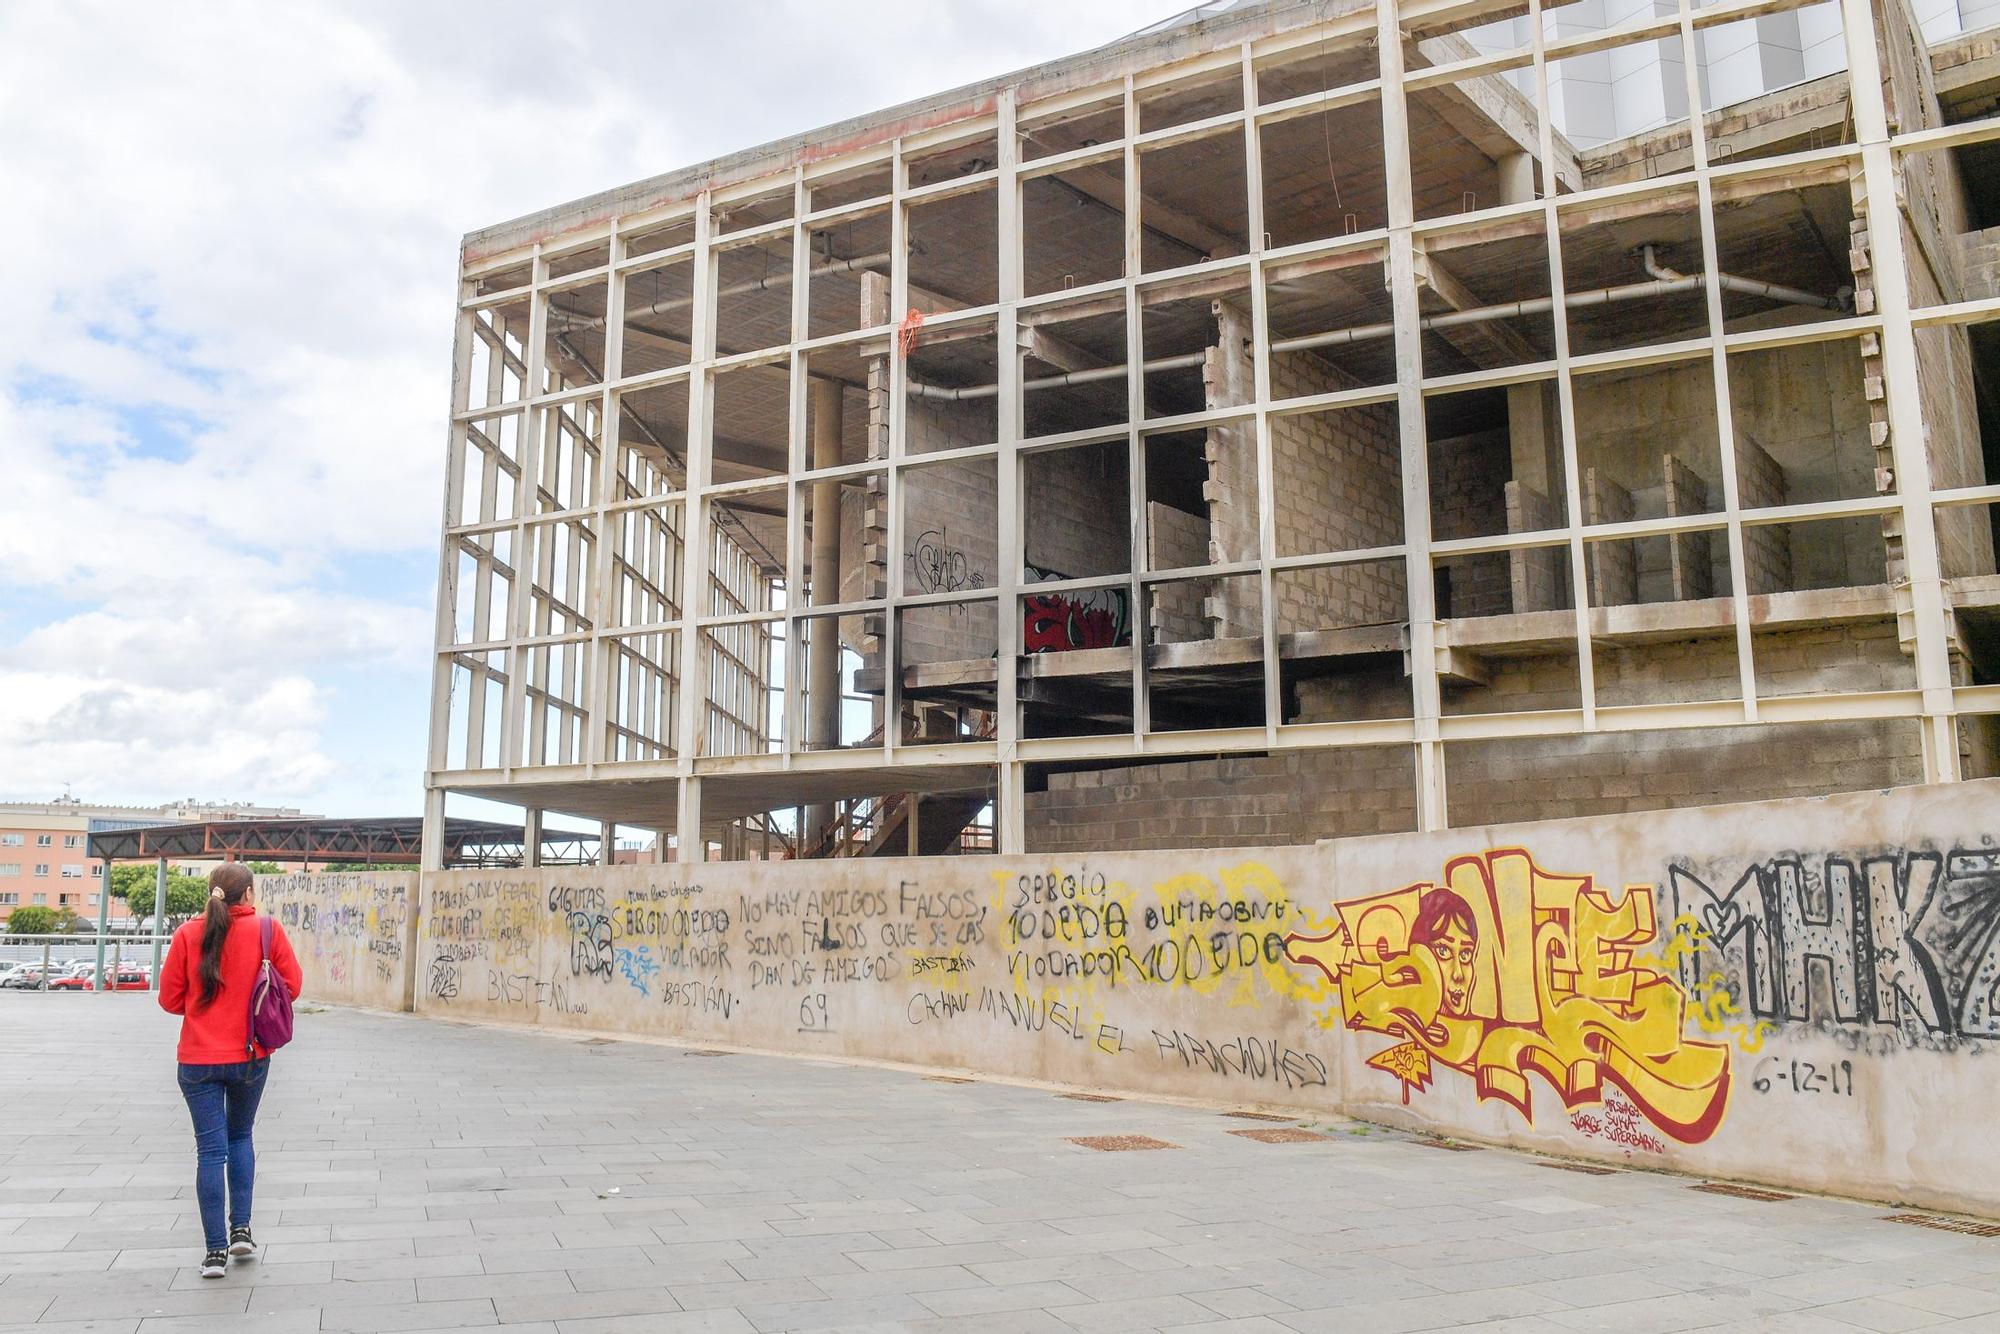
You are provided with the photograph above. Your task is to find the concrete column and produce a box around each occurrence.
[523,807,543,868]
[805,377,845,840]
[150,855,167,991]
[92,853,112,992]
[675,776,704,864]
[419,786,447,872]
[1506,381,1562,501]
[1495,151,1536,206]
[599,821,616,867]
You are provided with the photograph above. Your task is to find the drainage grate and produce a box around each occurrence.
[1224,1111,1291,1122]
[685,1049,731,1057]
[1691,1182,1794,1201]
[1413,1138,1481,1152]
[1883,1213,2000,1237]
[1060,1093,1121,1102]
[1068,1135,1180,1152]
[582,1038,618,1047]
[925,1075,976,1084]
[1535,1161,1620,1176]
[1230,1128,1327,1144]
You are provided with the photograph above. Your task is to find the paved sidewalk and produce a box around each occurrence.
[5,999,2000,1333]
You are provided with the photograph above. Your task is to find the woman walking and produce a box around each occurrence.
[159,863,302,1277]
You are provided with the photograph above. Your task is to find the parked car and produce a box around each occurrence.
[1,964,60,989]
[48,965,150,992]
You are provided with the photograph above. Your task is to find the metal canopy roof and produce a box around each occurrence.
[85,817,600,868]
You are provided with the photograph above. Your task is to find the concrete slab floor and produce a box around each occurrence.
[5,997,2000,1334]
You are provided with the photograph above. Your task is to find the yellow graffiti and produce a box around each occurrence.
[1688,970,1778,1054]
[1283,847,1732,1145]
[1642,916,1776,1055]
[1366,1040,1435,1095]
[488,885,541,965]
[1649,913,1712,972]
[988,861,1336,1020]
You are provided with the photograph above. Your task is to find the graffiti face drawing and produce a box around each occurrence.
[1411,889,1477,1019]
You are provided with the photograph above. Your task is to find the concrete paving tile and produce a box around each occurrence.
[496,1286,693,1322]
[414,1232,559,1258]
[1515,1274,1688,1309]
[1541,1287,1806,1332]
[738,1292,931,1330]
[0,1248,119,1274]
[805,1264,986,1300]
[0,1229,76,1252]
[333,1254,486,1282]
[477,1246,655,1275]
[134,1314,323,1334]
[241,1278,420,1307]
[725,1251,865,1280]
[40,1288,253,1322]
[418,1272,580,1303]
[915,1280,1091,1316]
[317,1298,499,1332]
[552,1314,754,1334]
[892,1314,1073,1334]
[0,1293,50,1322]
[1808,1297,1959,1331]
[1888,1285,2000,1318]
[577,1259,743,1291]
[1193,1286,1301,1318]
[259,1239,418,1264]
[669,1277,826,1311]
[331,1220,477,1242]
[849,1240,1020,1272]
[1046,1293,1218,1329]
[1275,1283,1575,1333]
[964,1252,1129,1286]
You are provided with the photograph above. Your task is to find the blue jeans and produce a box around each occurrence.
[177,1060,269,1251]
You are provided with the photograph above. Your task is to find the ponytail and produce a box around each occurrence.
[196,864,253,1009]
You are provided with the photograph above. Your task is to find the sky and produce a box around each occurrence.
[0,0,1180,818]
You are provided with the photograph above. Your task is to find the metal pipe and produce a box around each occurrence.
[1642,244,1842,312]
[906,252,1844,400]
[554,252,895,332]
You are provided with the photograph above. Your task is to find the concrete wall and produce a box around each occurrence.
[255,872,417,1011]
[1028,710,1921,850]
[407,779,2000,1214]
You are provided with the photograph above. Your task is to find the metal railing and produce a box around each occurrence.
[0,933,174,992]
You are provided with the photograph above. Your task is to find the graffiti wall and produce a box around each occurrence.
[411,779,2000,1215]
[256,872,417,1011]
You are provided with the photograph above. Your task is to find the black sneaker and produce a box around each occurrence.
[227,1226,255,1258]
[199,1249,227,1278]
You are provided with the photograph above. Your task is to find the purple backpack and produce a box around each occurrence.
[248,916,295,1056]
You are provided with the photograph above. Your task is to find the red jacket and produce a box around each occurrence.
[159,904,303,1064]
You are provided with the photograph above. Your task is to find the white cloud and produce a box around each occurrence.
[0,671,334,798]
[0,0,1177,812]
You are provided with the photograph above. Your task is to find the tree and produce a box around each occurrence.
[245,861,284,875]
[123,875,211,927]
[5,905,63,935]
[321,862,393,872]
[108,863,156,903]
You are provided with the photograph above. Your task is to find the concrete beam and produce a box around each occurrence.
[1411,34,1581,193]
[1413,244,1542,368]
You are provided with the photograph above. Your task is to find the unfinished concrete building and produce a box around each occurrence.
[423,0,2000,866]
